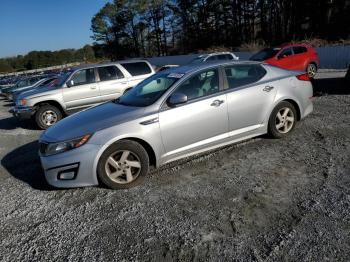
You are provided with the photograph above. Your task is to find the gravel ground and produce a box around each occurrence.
[0,73,349,261]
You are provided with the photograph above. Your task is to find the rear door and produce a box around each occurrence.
[120,62,154,88]
[97,65,128,101]
[292,46,308,70]
[62,68,100,110]
[223,64,276,137]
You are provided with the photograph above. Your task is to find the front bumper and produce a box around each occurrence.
[11,106,35,120]
[40,143,102,188]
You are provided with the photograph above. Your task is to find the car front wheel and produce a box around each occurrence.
[35,104,62,129]
[268,101,297,138]
[97,140,149,189]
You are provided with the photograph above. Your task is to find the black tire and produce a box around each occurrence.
[268,101,297,139]
[97,140,149,189]
[306,63,317,78]
[35,104,62,130]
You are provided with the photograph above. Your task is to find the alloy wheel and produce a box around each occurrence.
[307,64,317,78]
[105,150,141,184]
[41,110,58,126]
[275,107,295,134]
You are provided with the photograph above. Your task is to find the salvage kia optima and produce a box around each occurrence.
[39,61,313,189]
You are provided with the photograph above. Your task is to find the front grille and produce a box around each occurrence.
[39,141,49,155]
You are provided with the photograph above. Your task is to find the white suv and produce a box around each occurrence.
[12,60,155,129]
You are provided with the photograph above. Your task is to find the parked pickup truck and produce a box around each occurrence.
[12,60,155,129]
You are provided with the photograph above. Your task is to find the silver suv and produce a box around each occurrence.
[190,52,239,64]
[12,60,155,129]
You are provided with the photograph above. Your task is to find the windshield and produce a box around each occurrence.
[190,56,205,64]
[118,72,182,107]
[16,80,29,88]
[250,48,280,61]
[53,72,73,88]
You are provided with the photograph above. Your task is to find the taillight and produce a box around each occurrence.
[296,73,310,81]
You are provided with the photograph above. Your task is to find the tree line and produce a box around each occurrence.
[0,45,96,73]
[91,0,350,59]
[1,0,349,73]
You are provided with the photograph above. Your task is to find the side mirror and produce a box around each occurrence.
[167,92,188,107]
[66,80,74,87]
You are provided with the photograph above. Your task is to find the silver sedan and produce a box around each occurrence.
[39,61,313,189]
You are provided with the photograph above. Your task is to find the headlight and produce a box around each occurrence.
[40,134,92,156]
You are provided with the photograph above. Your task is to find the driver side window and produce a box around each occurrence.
[174,68,219,101]
[278,47,293,59]
[70,69,95,86]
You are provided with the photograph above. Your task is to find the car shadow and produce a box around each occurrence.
[0,116,39,130]
[1,140,53,190]
[312,77,350,96]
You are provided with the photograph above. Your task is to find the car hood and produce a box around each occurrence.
[41,102,145,142]
[17,86,58,100]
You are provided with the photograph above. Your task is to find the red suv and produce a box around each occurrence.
[250,43,319,77]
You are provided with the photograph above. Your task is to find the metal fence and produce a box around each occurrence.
[147,46,350,69]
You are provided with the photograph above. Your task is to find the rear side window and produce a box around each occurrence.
[120,62,152,76]
[206,56,218,62]
[224,65,266,89]
[293,46,308,54]
[98,66,124,81]
[217,54,233,60]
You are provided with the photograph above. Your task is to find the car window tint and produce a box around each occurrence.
[70,68,95,86]
[38,78,55,86]
[29,78,39,85]
[206,56,217,61]
[293,46,308,54]
[224,65,266,89]
[98,66,124,81]
[217,54,233,60]
[17,80,28,87]
[175,68,219,101]
[278,47,293,58]
[120,62,152,76]
[138,77,174,95]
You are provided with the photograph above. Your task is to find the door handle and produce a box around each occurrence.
[211,99,224,107]
[263,86,274,92]
[90,86,97,90]
[120,82,128,85]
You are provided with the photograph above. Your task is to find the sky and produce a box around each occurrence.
[0,0,109,58]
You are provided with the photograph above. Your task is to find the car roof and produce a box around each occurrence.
[195,52,234,58]
[276,43,312,49]
[71,59,151,71]
[164,60,262,75]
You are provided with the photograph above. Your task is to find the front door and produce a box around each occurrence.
[159,68,229,161]
[63,68,100,110]
[275,47,294,70]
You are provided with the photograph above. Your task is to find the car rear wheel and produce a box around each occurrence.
[35,104,62,130]
[97,140,149,189]
[306,63,317,78]
[268,101,297,138]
